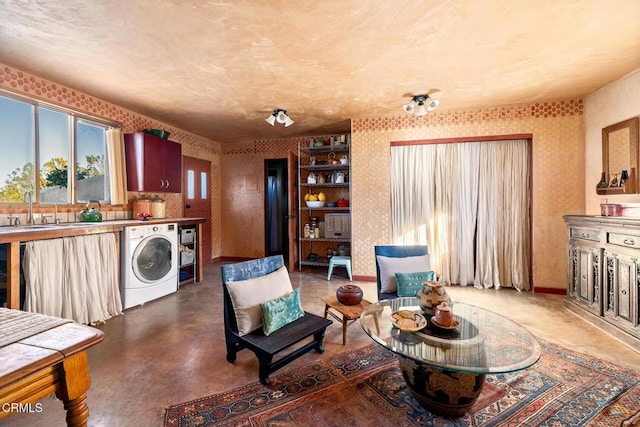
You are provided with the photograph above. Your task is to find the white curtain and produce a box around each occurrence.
[106,128,127,205]
[390,139,530,291]
[23,233,123,324]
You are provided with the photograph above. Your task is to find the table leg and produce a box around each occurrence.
[55,352,91,427]
[342,318,348,346]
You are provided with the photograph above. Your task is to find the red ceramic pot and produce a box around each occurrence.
[336,285,363,305]
[337,198,349,208]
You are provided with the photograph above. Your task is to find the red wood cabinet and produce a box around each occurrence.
[124,132,182,193]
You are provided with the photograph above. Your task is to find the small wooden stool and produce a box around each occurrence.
[322,295,371,345]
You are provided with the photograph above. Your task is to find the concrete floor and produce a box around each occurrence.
[4,262,640,427]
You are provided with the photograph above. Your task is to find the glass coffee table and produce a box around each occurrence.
[360,297,541,417]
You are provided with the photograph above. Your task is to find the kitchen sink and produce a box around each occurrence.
[0,225,56,232]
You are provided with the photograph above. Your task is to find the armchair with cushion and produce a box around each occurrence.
[374,245,433,301]
[221,255,332,385]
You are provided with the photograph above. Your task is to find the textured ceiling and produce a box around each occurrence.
[1,0,639,144]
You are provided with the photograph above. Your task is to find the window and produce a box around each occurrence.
[0,92,114,204]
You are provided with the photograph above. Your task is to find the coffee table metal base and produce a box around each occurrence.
[399,357,485,417]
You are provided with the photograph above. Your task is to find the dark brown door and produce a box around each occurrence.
[183,156,212,264]
[287,151,298,271]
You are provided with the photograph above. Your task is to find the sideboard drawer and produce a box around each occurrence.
[570,227,600,242]
[606,231,640,249]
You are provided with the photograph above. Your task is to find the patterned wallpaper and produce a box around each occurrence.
[0,63,222,259]
[351,101,584,290]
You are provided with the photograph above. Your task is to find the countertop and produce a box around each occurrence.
[0,217,206,244]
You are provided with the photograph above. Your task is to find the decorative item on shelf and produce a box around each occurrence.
[340,155,348,165]
[337,198,349,207]
[338,242,349,256]
[308,253,319,261]
[307,172,317,184]
[327,247,335,259]
[327,202,337,208]
[416,281,452,316]
[610,173,619,187]
[317,174,325,184]
[142,128,170,139]
[328,152,338,165]
[309,156,316,166]
[333,172,345,183]
[620,170,629,187]
[597,172,609,188]
[304,224,311,238]
[336,284,363,306]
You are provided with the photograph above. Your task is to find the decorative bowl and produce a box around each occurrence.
[391,310,427,333]
[336,285,363,306]
[306,201,325,208]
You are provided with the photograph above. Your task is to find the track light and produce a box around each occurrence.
[403,94,439,116]
[265,109,294,127]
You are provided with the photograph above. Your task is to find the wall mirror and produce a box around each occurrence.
[598,117,640,195]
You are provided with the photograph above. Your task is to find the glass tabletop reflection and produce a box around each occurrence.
[360,297,541,374]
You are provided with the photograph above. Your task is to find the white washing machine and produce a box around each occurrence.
[121,223,178,309]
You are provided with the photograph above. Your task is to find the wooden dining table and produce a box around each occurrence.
[0,308,104,427]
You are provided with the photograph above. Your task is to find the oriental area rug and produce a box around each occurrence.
[164,340,640,427]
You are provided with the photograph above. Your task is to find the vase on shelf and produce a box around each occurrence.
[597,172,609,188]
[620,170,629,187]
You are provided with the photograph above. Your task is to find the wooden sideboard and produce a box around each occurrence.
[564,215,640,349]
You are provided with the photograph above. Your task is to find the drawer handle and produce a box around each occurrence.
[621,289,628,295]
[581,232,590,238]
[623,238,636,245]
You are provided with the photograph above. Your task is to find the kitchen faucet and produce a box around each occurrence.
[23,190,35,225]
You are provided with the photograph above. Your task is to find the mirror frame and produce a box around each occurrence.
[599,117,640,194]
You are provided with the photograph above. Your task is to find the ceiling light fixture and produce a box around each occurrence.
[265,109,294,127]
[402,94,439,116]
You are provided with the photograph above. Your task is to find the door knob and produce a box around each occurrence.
[185,204,191,209]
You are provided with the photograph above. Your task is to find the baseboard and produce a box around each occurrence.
[353,275,376,282]
[216,256,255,262]
[532,286,566,295]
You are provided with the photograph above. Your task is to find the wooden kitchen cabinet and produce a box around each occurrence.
[124,132,182,193]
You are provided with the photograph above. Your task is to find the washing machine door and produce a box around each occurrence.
[131,235,173,283]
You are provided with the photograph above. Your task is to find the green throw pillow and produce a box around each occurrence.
[260,288,305,336]
[395,271,436,297]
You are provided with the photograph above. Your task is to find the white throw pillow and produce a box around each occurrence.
[377,254,431,294]
[225,266,293,335]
